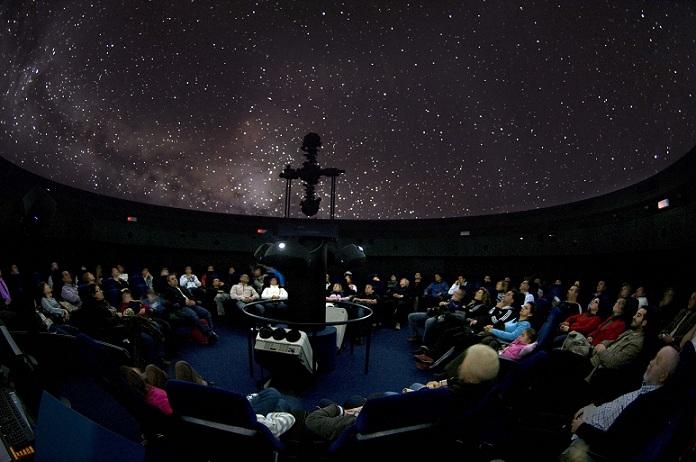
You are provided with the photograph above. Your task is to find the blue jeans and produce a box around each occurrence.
[536,306,562,348]
[177,305,213,333]
[250,388,290,414]
[422,317,440,345]
[408,312,428,337]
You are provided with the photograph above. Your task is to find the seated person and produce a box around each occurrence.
[535,284,583,348]
[326,282,351,302]
[142,289,166,318]
[483,301,534,346]
[305,344,500,442]
[109,267,129,291]
[499,328,537,361]
[468,289,522,332]
[386,277,413,330]
[462,287,492,321]
[38,282,69,323]
[352,283,381,323]
[179,266,203,299]
[407,288,465,344]
[560,346,680,461]
[584,307,649,382]
[251,266,268,296]
[585,298,630,346]
[343,273,358,295]
[260,277,289,315]
[448,275,467,296]
[229,274,259,314]
[657,291,696,348]
[119,290,144,316]
[141,268,154,290]
[423,273,449,306]
[121,361,296,437]
[60,270,82,309]
[553,297,603,346]
[162,274,218,343]
[210,278,230,317]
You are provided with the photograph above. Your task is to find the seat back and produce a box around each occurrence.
[166,380,283,460]
[75,333,131,382]
[330,387,452,459]
[129,276,148,299]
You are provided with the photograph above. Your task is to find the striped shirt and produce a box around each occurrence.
[256,412,296,437]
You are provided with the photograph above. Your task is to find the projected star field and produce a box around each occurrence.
[1,1,695,219]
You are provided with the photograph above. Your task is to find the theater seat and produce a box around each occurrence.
[129,275,148,299]
[329,387,452,460]
[166,380,284,461]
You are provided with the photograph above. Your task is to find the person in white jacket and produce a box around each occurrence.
[261,277,289,316]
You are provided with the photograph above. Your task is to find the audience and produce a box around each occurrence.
[552,297,603,347]
[162,274,218,343]
[484,301,534,345]
[2,259,695,460]
[585,298,629,346]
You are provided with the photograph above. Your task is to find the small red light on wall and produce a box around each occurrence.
[256,228,268,234]
[127,216,138,223]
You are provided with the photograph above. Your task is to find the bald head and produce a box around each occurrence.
[458,344,500,384]
[643,346,680,386]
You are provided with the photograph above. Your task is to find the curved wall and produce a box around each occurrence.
[0,147,695,288]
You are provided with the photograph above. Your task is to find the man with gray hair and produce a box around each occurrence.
[561,345,681,461]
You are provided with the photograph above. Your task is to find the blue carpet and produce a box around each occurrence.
[58,323,434,443]
[177,323,433,408]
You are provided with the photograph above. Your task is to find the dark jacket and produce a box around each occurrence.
[305,404,356,441]
[575,384,683,460]
[162,285,195,310]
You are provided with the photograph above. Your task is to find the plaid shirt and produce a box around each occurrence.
[586,383,660,431]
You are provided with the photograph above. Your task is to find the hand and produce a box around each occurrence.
[570,417,583,434]
[439,301,447,306]
[426,381,443,389]
[593,344,606,354]
[469,319,478,326]
[62,309,70,321]
[138,308,147,316]
[272,295,279,300]
[344,406,362,416]
[483,325,493,333]
[185,299,195,306]
[660,334,674,344]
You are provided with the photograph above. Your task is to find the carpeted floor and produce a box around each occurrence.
[60,321,433,442]
[176,322,432,408]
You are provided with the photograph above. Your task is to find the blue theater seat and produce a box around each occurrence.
[166,380,284,461]
[128,275,149,299]
[329,387,452,459]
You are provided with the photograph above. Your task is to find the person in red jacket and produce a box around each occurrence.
[553,298,604,346]
[587,298,631,346]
